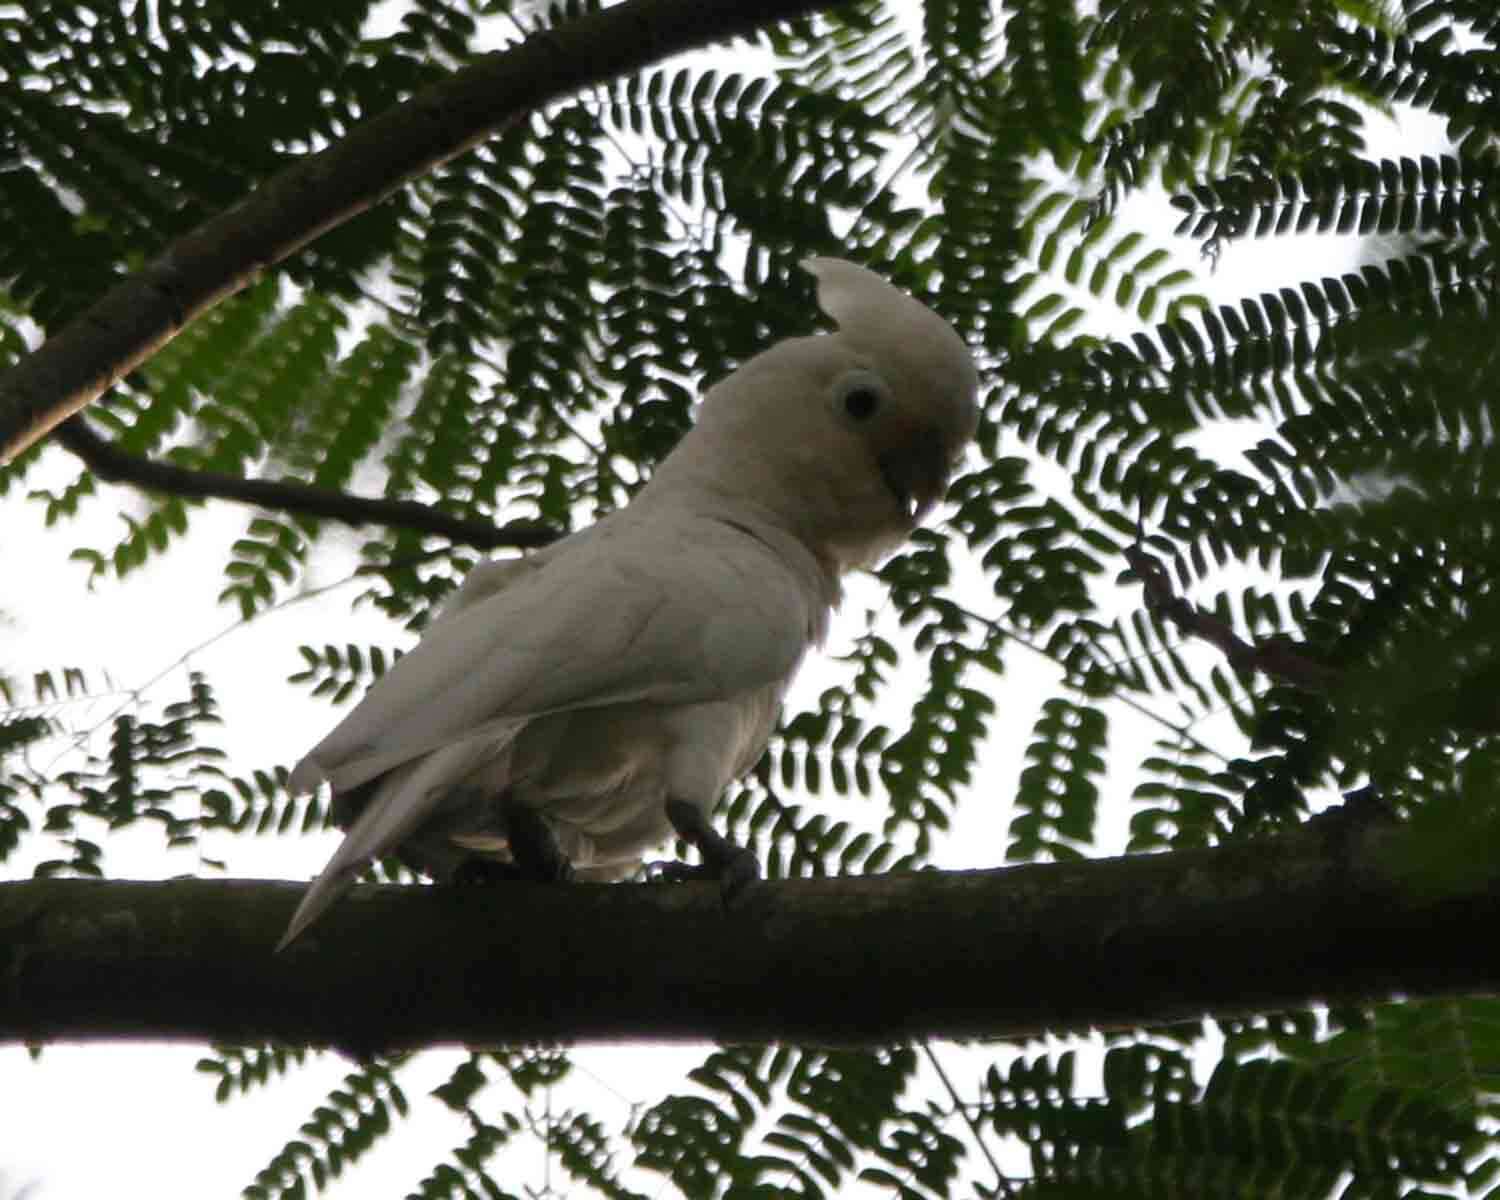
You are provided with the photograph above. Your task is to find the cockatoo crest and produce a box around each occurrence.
[804,255,978,453]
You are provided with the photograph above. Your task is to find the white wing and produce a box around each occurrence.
[291,506,815,794]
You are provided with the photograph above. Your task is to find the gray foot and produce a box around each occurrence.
[660,798,759,907]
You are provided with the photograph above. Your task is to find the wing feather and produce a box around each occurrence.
[278,725,523,949]
[290,508,816,797]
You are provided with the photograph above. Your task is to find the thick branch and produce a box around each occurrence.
[0,0,845,462]
[2,822,1494,1049]
[1126,545,1338,691]
[54,416,560,551]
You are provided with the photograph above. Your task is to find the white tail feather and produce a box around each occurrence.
[277,729,520,950]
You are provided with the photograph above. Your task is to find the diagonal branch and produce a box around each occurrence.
[1126,545,1500,735]
[0,0,847,462]
[1124,544,1338,692]
[54,416,561,551]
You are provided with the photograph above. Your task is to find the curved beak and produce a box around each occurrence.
[877,427,952,524]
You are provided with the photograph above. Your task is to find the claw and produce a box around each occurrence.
[643,860,701,883]
[716,845,760,907]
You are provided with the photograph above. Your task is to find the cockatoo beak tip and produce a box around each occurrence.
[878,427,952,523]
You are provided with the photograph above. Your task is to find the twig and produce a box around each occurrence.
[55,416,562,551]
[42,557,392,775]
[943,596,1231,763]
[922,1043,1018,1199]
[1123,545,1337,693]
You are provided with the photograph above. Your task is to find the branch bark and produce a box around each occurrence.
[0,0,846,462]
[54,416,561,551]
[2,820,1493,1050]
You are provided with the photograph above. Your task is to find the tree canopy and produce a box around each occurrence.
[3,0,1500,1196]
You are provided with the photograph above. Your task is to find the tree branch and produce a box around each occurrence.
[2,820,1493,1050]
[0,0,846,462]
[1126,546,1500,734]
[1125,544,1338,692]
[54,416,561,551]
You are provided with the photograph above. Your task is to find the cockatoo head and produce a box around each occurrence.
[801,256,979,525]
[679,257,979,571]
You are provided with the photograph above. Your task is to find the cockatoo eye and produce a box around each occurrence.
[843,388,880,421]
[830,369,890,428]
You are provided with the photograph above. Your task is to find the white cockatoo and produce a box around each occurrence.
[278,258,978,949]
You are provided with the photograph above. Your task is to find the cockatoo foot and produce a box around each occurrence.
[506,802,576,883]
[451,804,575,885]
[661,798,760,908]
